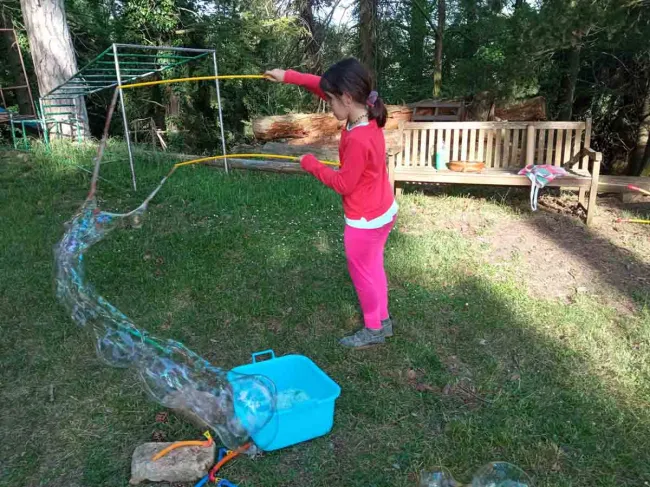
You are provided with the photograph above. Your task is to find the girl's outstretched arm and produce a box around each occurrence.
[265,68,326,100]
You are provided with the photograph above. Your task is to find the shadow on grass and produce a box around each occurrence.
[404,183,650,309]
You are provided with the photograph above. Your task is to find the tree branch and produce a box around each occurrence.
[411,0,438,37]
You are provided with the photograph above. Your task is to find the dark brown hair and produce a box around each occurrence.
[319,58,387,128]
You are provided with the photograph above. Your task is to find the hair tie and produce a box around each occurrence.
[367,91,378,107]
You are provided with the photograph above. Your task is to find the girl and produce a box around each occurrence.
[265,58,397,349]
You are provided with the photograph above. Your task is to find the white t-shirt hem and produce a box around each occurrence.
[345,200,398,229]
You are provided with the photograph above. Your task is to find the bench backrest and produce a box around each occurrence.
[394,120,592,170]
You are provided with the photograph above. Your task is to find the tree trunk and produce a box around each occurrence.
[514,0,524,9]
[630,82,650,176]
[408,0,426,91]
[297,0,321,72]
[20,0,89,137]
[0,16,34,116]
[461,0,477,56]
[557,36,581,121]
[359,0,378,82]
[433,0,445,97]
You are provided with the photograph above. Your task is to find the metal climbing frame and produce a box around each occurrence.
[41,43,229,190]
[0,27,43,150]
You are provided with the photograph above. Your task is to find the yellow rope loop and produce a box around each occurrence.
[121,75,268,90]
[173,153,339,168]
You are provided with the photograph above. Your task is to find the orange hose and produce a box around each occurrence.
[208,443,251,482]
[152,433,214,461]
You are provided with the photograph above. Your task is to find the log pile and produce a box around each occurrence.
[248,96,547,165]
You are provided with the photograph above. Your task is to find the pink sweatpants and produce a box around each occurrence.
[344,217,395,330]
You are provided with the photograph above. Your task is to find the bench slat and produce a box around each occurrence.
[393,167,593,187]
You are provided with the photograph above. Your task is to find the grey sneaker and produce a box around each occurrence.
[339,327,385,349]
[381,315,394,338]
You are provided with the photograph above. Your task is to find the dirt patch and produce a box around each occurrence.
[483,194,650,313]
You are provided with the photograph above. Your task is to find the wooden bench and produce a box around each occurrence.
[388,120,603,225]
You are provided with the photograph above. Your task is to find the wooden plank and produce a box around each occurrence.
[404,121,529,130]
[452,129,460,161]
[392,167,593,187]
[554,128,564,166]
[520,128,528,165]
[572,128,583,166]
[563,129,572,164]
[427,129,436,167]
[435,129,443,168]
[444,128,451,165]
[537,129,546,164]
[546,130,555,165]
[525,125,535,166]
[419,128,428,166]
[486,130,494,167]
[503,129,512,167]
[461,128,469,161]
[412,129,420,165]
[469,129,477,161]
[511,128,520,166]
[403,121,585,130]
[477,129,485,162]
[412,115,460,122]
[525,121,586,130]
[495,128,503,168]
[404,129,412,166]
[583,118,592,170]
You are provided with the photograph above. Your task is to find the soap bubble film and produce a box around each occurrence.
[54,197,276,451]
[471,462,532,487]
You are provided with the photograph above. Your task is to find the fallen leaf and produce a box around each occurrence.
[509,373,521,381]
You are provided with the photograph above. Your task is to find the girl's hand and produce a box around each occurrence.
[264,69,286,83]
[300,154,317,172]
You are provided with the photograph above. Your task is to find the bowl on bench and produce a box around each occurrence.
[447,161,486,173]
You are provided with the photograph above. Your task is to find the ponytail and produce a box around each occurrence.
[368,96,387,128]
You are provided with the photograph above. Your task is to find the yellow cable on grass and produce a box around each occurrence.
[173,153,339,168]
[121,75,267,90]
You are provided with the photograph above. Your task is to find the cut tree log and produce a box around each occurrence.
[252,106,411,144]
[494,96,546,121]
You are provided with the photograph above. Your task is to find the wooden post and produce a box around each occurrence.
[586,151,601,226]
[525,125,535,166]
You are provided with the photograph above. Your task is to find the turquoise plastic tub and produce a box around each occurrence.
[229,350,341,451]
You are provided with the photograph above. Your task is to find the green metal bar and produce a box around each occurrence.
[69,74,117,78]
[66,80,114,84]
[42,104,76,108]
[158,51,211,72]
[9,115,17,149]
[47,91,92,96]
[116,53,198,60]
[21,121,28,149]
[42,45,113,98]
[42,119,50,151]
[97,61,165,66]
[84,68,156,73]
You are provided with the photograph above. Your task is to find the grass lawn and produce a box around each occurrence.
[1,144,650,487]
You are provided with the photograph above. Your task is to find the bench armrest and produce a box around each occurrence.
[563,147,603,171]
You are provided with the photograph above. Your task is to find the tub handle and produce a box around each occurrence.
[251,349,276,363]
